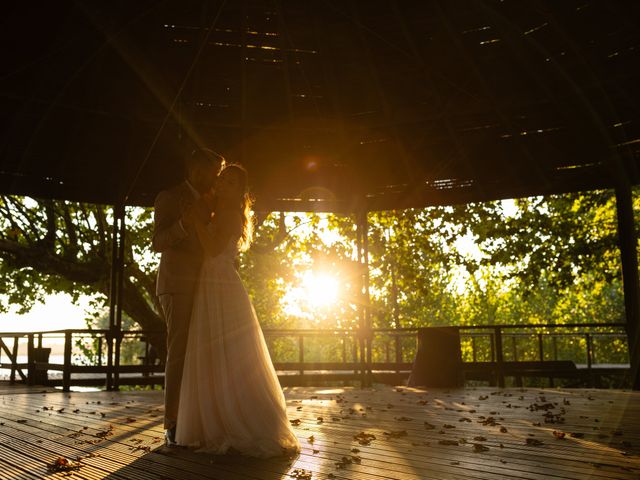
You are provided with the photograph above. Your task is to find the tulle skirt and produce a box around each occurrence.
[175,255,300,457]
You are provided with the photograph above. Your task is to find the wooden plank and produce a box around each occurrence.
[7,392,632,478]
[6,388,640,478]
[0,385,638,479]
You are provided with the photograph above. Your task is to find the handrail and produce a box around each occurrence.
[0,322,626,337]
[0,322,629,390]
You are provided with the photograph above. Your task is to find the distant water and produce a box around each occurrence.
[1,355,77,380]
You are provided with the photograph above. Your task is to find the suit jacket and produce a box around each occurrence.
[153,181,203,296]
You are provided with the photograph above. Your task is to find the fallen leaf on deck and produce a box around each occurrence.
[438,439,459,446]
[47,457,82,473]
[526,438,544,446]
[354,432,376,445]
[96,425,114,438]
[289,468,312,479]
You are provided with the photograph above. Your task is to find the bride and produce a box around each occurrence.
[175,164,300,457]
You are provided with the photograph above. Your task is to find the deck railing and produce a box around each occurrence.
[0,322,630,390]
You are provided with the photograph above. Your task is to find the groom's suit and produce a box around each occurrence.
[153,180,203,430]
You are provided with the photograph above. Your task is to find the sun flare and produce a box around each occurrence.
[302,271,339,308]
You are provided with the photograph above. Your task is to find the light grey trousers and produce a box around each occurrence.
[158,292,194,430]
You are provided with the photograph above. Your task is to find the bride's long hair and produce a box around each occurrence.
[219,164,254,251]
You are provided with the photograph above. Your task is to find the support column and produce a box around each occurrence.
[107,204,125,391]
[615,185,640,390]
[356,208,372,387]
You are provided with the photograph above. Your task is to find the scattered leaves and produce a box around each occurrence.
[289,468,312,479]
[354,432,376,445]
[47,457,81,473]
[438,439,459,446]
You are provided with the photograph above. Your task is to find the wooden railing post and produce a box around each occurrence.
[10,336,18,384]
[538,333,544,362]
[586,333,593,369]
[494,327,504,387]
[352,336,358,375]
[63,331,72,392]
[27,334,34,385]
[342,337,347,363]
[395,334,402,374]
[489,332,495,362]
[472,335,477,362]
[298,335,304,376]
[586,333,594,387]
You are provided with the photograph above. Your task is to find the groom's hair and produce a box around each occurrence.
[185,147,226,175]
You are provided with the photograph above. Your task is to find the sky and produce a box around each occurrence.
[0,293,88,332]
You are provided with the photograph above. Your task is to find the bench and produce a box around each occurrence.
[464,360,578,386]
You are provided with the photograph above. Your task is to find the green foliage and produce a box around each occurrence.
[1,187,638,368]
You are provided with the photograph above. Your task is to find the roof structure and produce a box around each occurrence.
[1,0,639,211]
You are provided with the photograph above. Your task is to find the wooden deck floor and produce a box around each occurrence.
[0,383,638,479]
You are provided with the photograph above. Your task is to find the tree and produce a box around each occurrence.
[0,196,163,354]
[0,196,292,359]
[1,187,636,369]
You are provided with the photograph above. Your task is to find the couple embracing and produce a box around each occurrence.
[152,149,300,457]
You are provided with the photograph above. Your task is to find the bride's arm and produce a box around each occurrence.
[194,212,242,257]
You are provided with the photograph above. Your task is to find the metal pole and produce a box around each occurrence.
[615,185,640,389]
[113,204,126,390]
[494,327,504,388]
[355,211,365,386]
[107,204,125,391]
[362,210,372,386]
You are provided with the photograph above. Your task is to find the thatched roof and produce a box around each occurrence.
[1,0,639,211]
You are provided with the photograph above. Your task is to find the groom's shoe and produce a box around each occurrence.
[165,426,177,447]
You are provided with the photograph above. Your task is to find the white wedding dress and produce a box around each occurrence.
[175,237,300,457]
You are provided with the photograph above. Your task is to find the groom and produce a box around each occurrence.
[152,148,225,446]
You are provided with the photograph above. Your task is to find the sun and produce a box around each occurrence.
[301,271,339,309]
